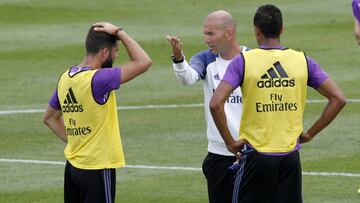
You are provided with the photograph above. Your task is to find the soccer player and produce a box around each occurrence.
[166,10,249,203]
[43,22,152,203]
[352,0,360,44]
[210,4,346,203]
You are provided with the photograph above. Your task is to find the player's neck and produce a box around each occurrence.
[220,43,241,60]
[260,38,281,48]
[79,56,102,69]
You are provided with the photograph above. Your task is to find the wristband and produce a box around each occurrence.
[172,55,184,63]
[114,27,123,39]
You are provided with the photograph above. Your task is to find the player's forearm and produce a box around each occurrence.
[44,118,67,143]
[210,99,235,146]
[173,60,199,85]
[117,30,152,72]
[354,19,360,45]
[210,82,237,146]
[306,95,346,139]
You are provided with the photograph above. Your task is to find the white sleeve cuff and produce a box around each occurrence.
[173,60,190,72]
[172,60,200,85]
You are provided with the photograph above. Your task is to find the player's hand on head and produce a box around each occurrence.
[166,35,183,59]
[93,22,120,36]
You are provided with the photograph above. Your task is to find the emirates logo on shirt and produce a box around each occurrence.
[257,61,295,88]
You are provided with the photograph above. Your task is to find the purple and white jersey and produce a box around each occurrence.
[49,67,121,110]
[353,0,360,22]
[173,46,249,156]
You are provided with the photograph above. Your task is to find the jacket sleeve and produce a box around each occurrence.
[172,60,200,86]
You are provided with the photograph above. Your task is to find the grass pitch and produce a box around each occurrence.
[0,0,359,202]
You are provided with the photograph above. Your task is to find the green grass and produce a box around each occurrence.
[0,0,359,202]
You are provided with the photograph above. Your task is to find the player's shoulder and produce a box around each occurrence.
[191,49,218,65]
[241,47,260,57]
[353,0,360,21]
[188,50,219,79]
[93,67,120,82]
[240,46,251,52]
[95,67,120,74]
[353,0,360,7]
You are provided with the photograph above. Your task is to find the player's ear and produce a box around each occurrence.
[254,26,262,37]
[254,26,264,45]
[280,26,284,35]
[100,47,110,59]
[226,27,234,39]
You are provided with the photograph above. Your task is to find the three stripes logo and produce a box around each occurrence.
[63,87,78,104]
[257,61,295,88]
[213,74,220,80]
[62,87,84,113]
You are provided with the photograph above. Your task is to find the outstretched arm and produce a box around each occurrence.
[300,78,346,143]
[166,35,199,85]
[94,22,152,84]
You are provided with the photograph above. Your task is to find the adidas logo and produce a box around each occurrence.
[257,61,295,88]
[62,87,84,113]
[213,74,220,80]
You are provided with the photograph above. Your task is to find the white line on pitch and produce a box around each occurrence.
[0,103,204,115]
[1,158,360,177]
[0,99,359,115]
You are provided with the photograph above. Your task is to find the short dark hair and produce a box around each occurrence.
[253,4,282,38]
[85,26,117,54]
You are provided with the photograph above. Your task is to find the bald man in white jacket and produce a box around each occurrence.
[166,10,249,203]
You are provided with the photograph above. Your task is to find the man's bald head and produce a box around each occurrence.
[204,10,236,30]
[203,10,239,57]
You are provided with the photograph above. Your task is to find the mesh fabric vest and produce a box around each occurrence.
[240,48,308,153]
[58,69,125,169]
